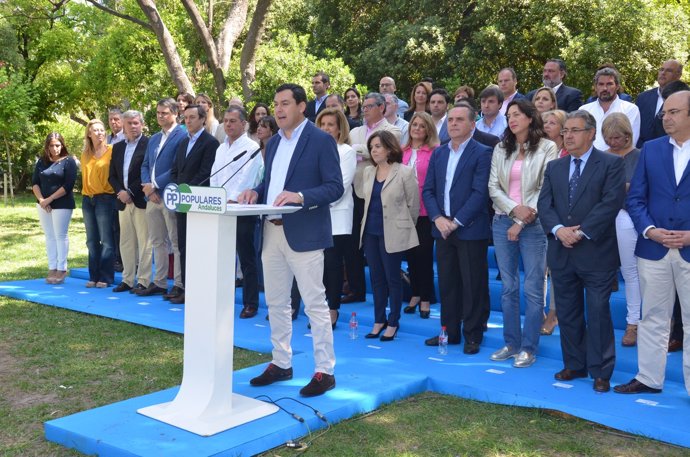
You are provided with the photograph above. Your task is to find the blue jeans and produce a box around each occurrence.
[492,215,546,354]
[363,233,403,328]
[82,194,116,284]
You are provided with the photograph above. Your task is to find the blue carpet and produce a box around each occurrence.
[1,267,689,455]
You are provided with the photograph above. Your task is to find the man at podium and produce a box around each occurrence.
[238,83,344,397]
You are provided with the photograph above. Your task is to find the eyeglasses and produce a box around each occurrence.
[560,128,592,135]
[362,104,379,111]
[656,109,690,119]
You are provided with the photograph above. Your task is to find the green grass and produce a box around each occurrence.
[0,194,686,456]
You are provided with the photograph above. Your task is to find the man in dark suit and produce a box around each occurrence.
[108,110,150,294]
[537,110,625,393]
[422,104,492,354]
[140,98,187,299]
[305,71,330,122]
[527,58,583,112]
[238,83,343,397]
[169,104,220,304]
[615,91,690,396]
[430,88,451,144]
[635,59,683,147]
[498,67,526,116]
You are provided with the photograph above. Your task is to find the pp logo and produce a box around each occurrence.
[163,183,192,212]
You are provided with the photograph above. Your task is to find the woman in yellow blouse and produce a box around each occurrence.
[81,119,116,288]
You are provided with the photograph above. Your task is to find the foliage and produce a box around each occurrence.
[307,0,690,100]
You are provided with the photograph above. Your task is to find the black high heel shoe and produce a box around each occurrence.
[380,325,399,342]
[403,298,420,314]
[365,322,388,339]
[419,302,431,319]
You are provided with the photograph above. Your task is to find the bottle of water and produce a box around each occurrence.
[349,312,358,339]
[438,326,448,355]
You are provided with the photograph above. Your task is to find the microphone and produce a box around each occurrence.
[199,150,247,186]
[220,149,262,189]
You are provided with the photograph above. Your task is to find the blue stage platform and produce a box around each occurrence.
[0,250,688,456]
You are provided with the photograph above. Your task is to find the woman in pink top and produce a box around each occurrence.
[488,99,558,368]
[402,112,440,318]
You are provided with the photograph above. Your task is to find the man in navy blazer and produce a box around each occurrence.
[422,104,492,354]
[538,110,625,393]
[305,71,330,122]
[169,104,220,304]
[238,83,343,397]
[140,98,187,298]
[615,91,690,396]
[635,59,683,147]
[108,110,151,294]
[527,59,583,113]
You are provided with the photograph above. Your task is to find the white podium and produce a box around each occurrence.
[138,203,299,436]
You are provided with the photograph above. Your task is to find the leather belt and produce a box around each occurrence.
[268,219,283,226]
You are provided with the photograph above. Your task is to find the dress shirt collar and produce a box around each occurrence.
[278,117,308,142]
[188,128,204,142]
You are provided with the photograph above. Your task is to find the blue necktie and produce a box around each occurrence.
[569,158,581,207]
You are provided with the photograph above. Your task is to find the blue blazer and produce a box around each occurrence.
[635,88,665,147]
[537,148,625,271]
[627,136,690,262]
[422,138,492,240]
[141,125,187,192]
[438,119,450,145]
[254,121,343,252]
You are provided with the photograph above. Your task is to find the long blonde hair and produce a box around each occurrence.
[82,119,106,161]
[403,112,440,150]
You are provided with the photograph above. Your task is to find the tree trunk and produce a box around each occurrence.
[217,0,249,71]
[136,0,194,95]
[239,0,271,102]
[181,0,227,103]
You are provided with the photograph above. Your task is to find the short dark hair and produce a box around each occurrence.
[499,67,517,80]
[327,93,345,107]
[276,83,307,105]
[453,101,477,120]
[661,81,690,100]
[157,98,178,115]
[225,106,248,122]
[479,86,505,104]
[429,88,451,104]
[594,67,621,86]
[547,58,567,73]
[314,71,330,85]
[185,104,207,120]
[367,130,403,165]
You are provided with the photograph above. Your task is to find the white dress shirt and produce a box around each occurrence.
[210,133,262,202]
[266,118,309,209]
[580,96,641,150]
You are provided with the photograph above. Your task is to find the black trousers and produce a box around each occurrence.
[552,265,617,380]
[343,189,366,298]
[176,212,187,286]
[436,237,489,344]
[323,234,351,310]
[236,216,259,309]
[406,216,435,302]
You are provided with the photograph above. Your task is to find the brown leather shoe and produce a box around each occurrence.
[169,293,185,304]
[621,324,637,347]
[593,378,610,393]
[239,306,258,319]
[668,339,683,352]
[163,286,184,300]
[613,378,662,394]
[299,372,335,397]
[554,368,588,381]
[250,363,293,386]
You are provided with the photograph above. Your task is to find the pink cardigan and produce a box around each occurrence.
[402,144,436,217]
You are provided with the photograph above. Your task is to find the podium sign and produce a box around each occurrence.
[138,186,299,436]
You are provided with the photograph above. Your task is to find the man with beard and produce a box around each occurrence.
[527,58,583,113]
[580,67,640,151]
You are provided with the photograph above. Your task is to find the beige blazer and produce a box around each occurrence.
[359,162,420,253]
[350,119,402,198]
[489,138,558,219]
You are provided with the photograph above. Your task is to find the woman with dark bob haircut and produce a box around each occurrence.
[359,130,419,342]
[32,133,78,284]
[488,98,558,368]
